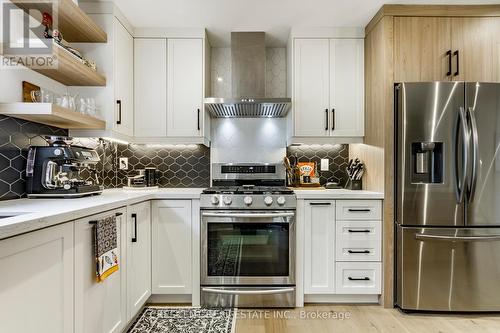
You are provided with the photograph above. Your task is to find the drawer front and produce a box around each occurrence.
[336,200,382,220]
[335,262,381,294]
[336,221,381,242]
[336,240,381,261]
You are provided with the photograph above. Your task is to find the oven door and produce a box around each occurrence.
[201,210,295,285]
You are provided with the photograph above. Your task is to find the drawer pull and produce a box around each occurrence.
[348,250,371,254]
[348,229,371,233]
[348,208,371,212]
[310,202,332,206]
[348,277,370,281]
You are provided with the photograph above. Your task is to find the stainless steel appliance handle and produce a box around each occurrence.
[201,287,295,295]
[467,107,479,203]
[415,234,500,242]
[453,107,469,204]
[202,212,295,218]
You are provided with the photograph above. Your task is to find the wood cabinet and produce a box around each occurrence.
[394,16,500,82]
[394,17,452,82]
[303,200,336,294]
[451,17,500,82]
[134,39,168,137]
[113,18,134,137]
[152,200,193,294]
[291,38,364,140]
[74,209,127,333]
[0,223,74,333]
[126,201,151,320]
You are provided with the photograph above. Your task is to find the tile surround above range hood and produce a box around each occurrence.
[205,32,291,118]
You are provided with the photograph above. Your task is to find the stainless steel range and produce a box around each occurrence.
[200,163,296,308]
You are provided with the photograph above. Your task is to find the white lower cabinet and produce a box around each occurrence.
[303,199,382,299]
[0,223,74,333]
[152,200,193,294]
[335,262,382,294]
[74,209,127,333]
[126,201,152,320]
[304,200,336,294]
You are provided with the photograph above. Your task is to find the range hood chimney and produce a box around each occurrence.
[205,32,291,118]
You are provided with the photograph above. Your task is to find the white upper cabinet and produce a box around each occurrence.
[329,39,364,137]
[167,39,204,137]
[289,34,364,143]
[134,39,168,137]
[113,18,134,137]
[293,39,331,137]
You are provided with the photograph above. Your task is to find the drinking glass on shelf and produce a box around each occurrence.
[77,97,87,115]
[86,97,96,116]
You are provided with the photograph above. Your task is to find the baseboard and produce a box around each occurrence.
[304,294,380,304]
[148,294,193,304]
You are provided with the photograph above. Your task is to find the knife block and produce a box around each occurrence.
[346,179,362,190]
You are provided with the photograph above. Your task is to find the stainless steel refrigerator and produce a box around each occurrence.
[395,82,500,312]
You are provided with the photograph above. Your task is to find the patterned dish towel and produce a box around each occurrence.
[93,215,119,282]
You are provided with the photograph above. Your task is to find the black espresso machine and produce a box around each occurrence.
[26,136,104,198]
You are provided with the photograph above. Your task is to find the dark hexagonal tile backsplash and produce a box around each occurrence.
[0,115,68,200]
[287,144,349,187]
[0,115,350,200]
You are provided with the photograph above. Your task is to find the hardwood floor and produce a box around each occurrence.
[235,305,500,333]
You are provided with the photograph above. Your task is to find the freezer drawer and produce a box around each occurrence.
[397,225,500,311]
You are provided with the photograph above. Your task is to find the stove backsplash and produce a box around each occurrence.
[286,144,349,186]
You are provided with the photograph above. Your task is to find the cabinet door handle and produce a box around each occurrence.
[453,50,459,76]
[331,108,335,131]
[348,277,370,281]
[197,108,201,131]
[348,208,371,212]
[131,213,137,243]
[116,100,122,125]
[325,109,329,131]
[348,250,371,254]
[348,229,371,233]
[446,50,452,76]
[310,202,332,206]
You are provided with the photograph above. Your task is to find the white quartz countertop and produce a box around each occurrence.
[0,187,383,240]
[0,188,204,240]
[293,189,384,200]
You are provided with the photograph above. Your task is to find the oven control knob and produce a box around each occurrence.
[277,196,286,205]
[211,195,220,205]
[244,196,253,205]
[223,196,232,205]
[264,196,273,206]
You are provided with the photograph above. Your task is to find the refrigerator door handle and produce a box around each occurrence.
[453,107,470,204]
[415,233,500,242]
[467,107,479,203]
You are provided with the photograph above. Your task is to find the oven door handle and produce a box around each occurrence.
[202,212,295,218]
[201,287,295,295]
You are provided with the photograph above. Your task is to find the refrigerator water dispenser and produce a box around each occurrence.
[411,142,443,183]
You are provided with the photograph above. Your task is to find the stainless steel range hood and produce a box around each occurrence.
[205,32,291,118]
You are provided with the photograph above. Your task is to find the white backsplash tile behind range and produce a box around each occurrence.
[210,47,287,98]
[211,118,286,163]
[210,47,287,164]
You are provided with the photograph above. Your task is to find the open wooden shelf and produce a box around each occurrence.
[32,43,106,86]
[12,0,107,43]
[0,103,106,129]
